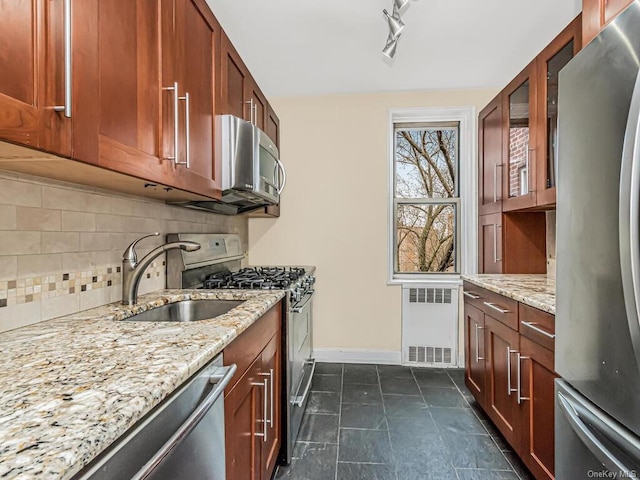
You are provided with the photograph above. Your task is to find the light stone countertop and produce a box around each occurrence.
[461,274,556,315]
[0,289,286,480]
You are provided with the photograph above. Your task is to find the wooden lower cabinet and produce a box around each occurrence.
[520,335,556,480]
[224,302,282,480]
[464,286,557,480]
[464,303,486,408]
[484,315,521,450]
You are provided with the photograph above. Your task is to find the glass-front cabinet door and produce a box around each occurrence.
[536,15,581,206]
[503,61,538,211]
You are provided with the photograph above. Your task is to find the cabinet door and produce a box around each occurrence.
[464,303,486,408]
[170,0,221,195]
[478,213,502,273]
[519,336,557,480]
[220,32,250,119]
[72,0,166,182]
[484,315,521,451]
[502,62,538,211]
[0,0,70,154]
[583,0,634,46]
[261,332,282,480]
[225,357,263,480]
[535,15,581,207]
[478,94,503,215]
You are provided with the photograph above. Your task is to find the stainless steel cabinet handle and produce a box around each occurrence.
[517,353,530,404]
[163,82,179,162]
[269,368,274,428]
[493,224,502,263]
[463,291,480,300]
[131,364,237,480]
[178,92,190,168]
[252,378,268,442]
[521,321,556,339]
[483,302,510,314]
[506,348,518,396]
[493,164,498,202]
[53,0,72,117]
[475,324,485,362]
[527,148,536,193]
[276,158,287,194]
[259,369,274,428]
[245,99,255,124]
[252,103,258,125]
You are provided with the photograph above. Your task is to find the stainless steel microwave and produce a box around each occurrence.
[170,115,285,215]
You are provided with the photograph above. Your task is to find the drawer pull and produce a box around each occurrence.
[521,321,555,339]
[475,324,485,362]
[463,291,481,300]
[483,301,510,314]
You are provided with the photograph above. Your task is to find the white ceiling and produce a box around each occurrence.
[206,0,582,98]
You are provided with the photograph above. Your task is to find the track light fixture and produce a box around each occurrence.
[382,1,408,59]
[383,8,405,39]
[382,35,399,59]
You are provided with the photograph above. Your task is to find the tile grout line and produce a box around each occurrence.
[374,365,400,480]
[413,367,460,480]
[334,363,343,480]
[445,369,525,480]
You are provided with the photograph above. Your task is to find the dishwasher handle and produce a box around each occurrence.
[131,363,237,480]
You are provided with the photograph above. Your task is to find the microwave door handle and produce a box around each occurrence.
[276,158,286,194]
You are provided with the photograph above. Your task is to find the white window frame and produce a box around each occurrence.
[387,106,477,284]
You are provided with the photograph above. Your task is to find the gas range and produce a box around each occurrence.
[165,233,315,466]
[202,266,315,304]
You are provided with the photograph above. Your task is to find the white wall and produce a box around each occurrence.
[249,89,497,358]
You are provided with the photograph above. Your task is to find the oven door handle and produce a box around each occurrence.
[292,291,314,313]
[291,359,316,407]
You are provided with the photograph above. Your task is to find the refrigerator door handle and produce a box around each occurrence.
[557,391,640,475]
[620,70,640,369]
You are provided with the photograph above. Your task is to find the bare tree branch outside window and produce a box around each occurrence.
[394,124,459,274]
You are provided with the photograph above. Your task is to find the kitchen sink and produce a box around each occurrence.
[123,299,245,322]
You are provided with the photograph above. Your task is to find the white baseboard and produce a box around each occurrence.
[313,348,402,365]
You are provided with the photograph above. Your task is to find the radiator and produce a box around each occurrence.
[401,285,459,367]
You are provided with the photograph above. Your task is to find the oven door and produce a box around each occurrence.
[288,291,315,451]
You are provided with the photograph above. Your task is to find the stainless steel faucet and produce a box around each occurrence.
[122,233,201,305]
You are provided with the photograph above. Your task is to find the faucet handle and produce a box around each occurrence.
[123,233,160,264]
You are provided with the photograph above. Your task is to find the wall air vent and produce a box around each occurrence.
[408,287,452,304]
[408,346,453,364]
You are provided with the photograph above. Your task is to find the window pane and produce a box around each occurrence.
[394,127,458,199]
[396,203,456,273]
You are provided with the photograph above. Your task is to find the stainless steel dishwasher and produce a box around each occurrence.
[75,354,236,480]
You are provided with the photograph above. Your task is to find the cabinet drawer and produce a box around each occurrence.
[463,282,518,330]
[519,303,555,351]
[224,301,282,392]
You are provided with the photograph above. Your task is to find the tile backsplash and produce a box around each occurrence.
[0,170,247,333]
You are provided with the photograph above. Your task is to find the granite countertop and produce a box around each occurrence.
[461,274,556,315]
[0,289,285,480]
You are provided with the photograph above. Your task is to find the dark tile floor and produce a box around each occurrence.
[276,364,534,480]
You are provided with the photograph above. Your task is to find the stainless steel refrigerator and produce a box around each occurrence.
[556,1,640,477]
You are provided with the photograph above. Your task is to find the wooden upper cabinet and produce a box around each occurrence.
[170,0,222,195]
[220,32,250,119]
[502,61,538,212]
[72,0,166,184]
[535,15,582,207]
[478,94,503,216]
[266,104,280,148]
[583,0,634,46]
[0,0,70,155]
[219,31,270,131]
